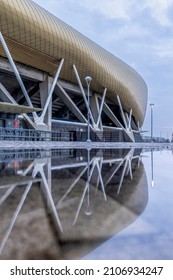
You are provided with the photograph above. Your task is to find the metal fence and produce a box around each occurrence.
[0,127,74,141]
[76,130,124,142]
[0,127,144,142]
[142,136,170,143]
[0,148,74,163]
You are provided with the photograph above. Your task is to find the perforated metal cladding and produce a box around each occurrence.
[0,0,148,125]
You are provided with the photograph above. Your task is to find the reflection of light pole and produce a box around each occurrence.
[85,148,92,215]
[160,131,162,143]
[150,103,154,142]
[151,148,155,187]
[85,76,92,142]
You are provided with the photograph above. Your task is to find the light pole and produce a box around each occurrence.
[150,103,154,142]
[160,131,162,143]
[167,131,169,142]
[151,148,155,187]
[85,76,92,142]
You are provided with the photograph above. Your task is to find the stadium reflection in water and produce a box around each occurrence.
[0,148,148,259]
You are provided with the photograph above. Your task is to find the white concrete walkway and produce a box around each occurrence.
[0,140,172,150]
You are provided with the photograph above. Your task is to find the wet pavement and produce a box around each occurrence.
[0,147,173,259]
[0,140,173,150]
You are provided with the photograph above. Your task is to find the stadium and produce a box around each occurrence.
[0,0,148,142]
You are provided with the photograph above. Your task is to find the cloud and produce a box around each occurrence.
[110,24,150,41]
[143,0,173,26]
[153,38,173,58]
[69,0,173,26]
[74,0,136,20]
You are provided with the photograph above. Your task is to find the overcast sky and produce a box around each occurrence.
[33,0,173,139]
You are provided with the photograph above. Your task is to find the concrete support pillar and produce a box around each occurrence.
[39,76,53,131]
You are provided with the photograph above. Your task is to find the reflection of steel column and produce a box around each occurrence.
[0,182,32,254]
[85,148,92,215]
[151,148,155,187]
[87,148,90,182]
[85,76,92,142]
[150,103,154,142]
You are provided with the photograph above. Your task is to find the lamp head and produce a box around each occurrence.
[150,103,154,108]
[85,76,92,85]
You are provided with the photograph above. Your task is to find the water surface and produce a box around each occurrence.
[0,148,172,259]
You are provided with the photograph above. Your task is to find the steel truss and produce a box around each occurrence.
[0,33,142,142]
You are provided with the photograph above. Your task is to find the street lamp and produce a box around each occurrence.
[85,76,92,142]
[150,103,154,142]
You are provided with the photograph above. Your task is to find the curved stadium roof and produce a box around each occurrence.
[0,0,148,125]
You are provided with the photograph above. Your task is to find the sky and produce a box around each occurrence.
[33,0,173,139]
[83,150,173,259]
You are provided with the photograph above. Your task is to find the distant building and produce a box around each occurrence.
[0,0,148,142]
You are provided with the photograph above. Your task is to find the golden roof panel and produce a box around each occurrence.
[0,0,148,125]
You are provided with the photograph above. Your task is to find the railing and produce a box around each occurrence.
[0,127,143,142]
[0,127,74,141]
[0,148,74,163]
[142,136,170,143]
[76,130,124,142]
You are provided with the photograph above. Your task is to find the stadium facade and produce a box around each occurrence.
[0,0,148,142]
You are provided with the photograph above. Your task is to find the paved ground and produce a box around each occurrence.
[0,140,172,150]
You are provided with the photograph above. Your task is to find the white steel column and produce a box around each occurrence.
[0,32,38,121]
[117,95,135,142]
[55,83,88,124]
[96,88,107,129]
[35,59,64,127]
[73,65,95,126]
[117,95,128,129]
[128,109,132,130]
[0,82,35,128]
[102,101,124,128]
